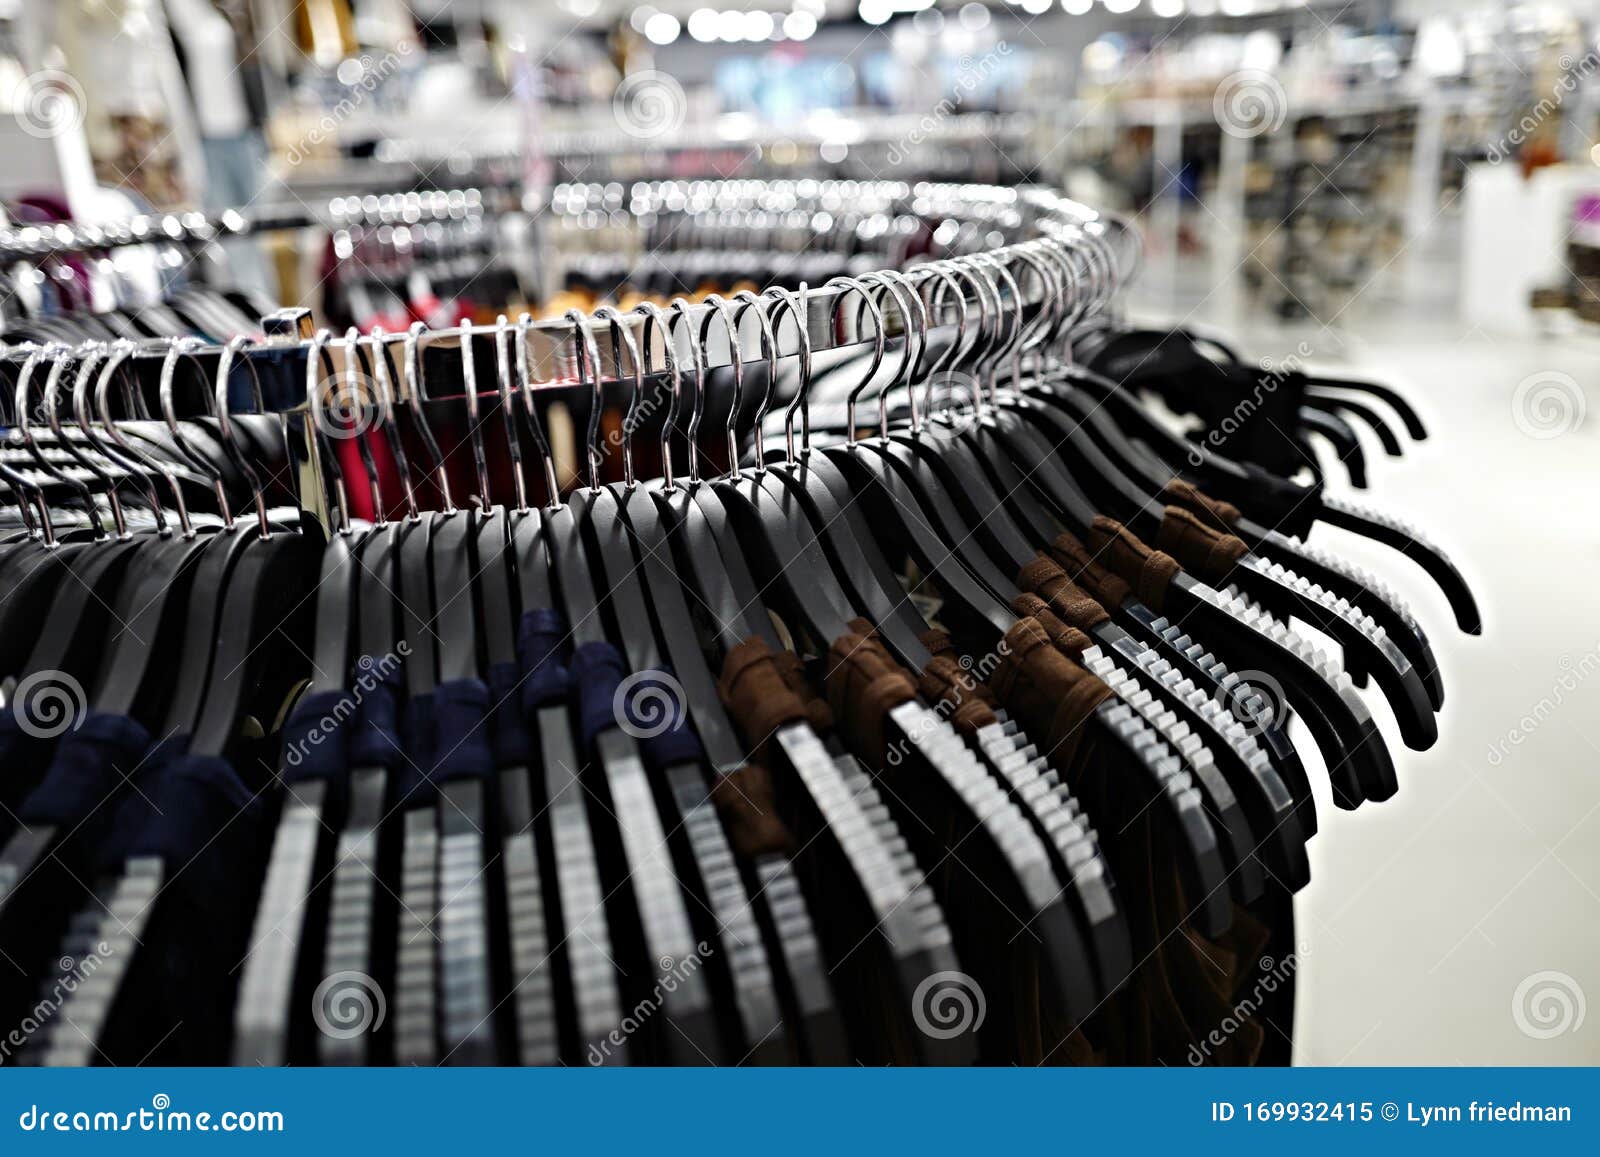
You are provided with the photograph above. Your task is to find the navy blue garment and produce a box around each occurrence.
[395,691,438,809]
[517,609,570,713]
[17,710,151,828]
[130,752,268,1063]
[431,678,493,783]
[487,662,532,769]
[349,655,405,772]
[279,688,351,813]
[0,706,65,834]
[94,733,187,873]
[572,641,627,750]
[629,666,704,773]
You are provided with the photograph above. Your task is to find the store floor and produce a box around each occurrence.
[1126,265,1600,1064]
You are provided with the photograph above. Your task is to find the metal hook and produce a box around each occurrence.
[763,284,810,465]
[857,270,920,440]
[732,289,778,471]
[342,327,386,526]
[493,315,529,513]
[369,326,420,521]
[214,335,272,538]
[76,341,168,538]
[908,263,974,427]
[94,342,191,538]
[563,307,606,494]
[594,305,645,490]
[633,301,682,492]
[160,337,233,528]
[667,298,706,485]
[404,321,455,514]
[0,343,49,543]
[303,328,352,537]
[823,276,888,445]
[43,345,127,538]
[513,313,561,507]
[697,294,744,480]
[455,318,493,512]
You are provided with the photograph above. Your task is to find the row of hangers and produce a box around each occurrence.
[0,179,1477,1066]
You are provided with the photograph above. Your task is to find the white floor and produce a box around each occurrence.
[1131,261,1600,1064]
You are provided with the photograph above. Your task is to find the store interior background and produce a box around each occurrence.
[2,0,1597,1064]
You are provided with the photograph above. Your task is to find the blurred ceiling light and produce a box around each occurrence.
[1219,0,1254,14]
[560,0,600,16]
[913,6,944,31]
[860,0,892,24]
[1103,0,1141,13]
[688,8,719,40]
[960,2,991,29]
[1415,17,1465,79]
[1151,0,1184,15]
[716,9,745,39]
[745,11,775,39]
[644,11,681,43]
[784,9,818,38]
[630,5,659,33]
[795,0,826,14]
[1022,0,1052,13]
[1062,0,1093,12]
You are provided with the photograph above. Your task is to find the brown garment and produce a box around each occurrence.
[1009,593,1092,660]
[717,637,815,763]
[1049,532,1134,610]
[770,647,834,735]
[1016,555,1110,631]
[916,655,1001,736]
[823,629,918,766]
[710,761,797,858]
[1160,478,1242,531]
[1157,506,1250,584]
[1086,517,1182,611]
[989,618,1114,770]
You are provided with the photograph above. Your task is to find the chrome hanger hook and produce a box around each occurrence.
[697,294,744,480]
[634,301,682,492]
[513,312,562,507]
[594,305,645,491]
[455,318,493,512]
[562,307,607,494]
[493,315,530,514]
